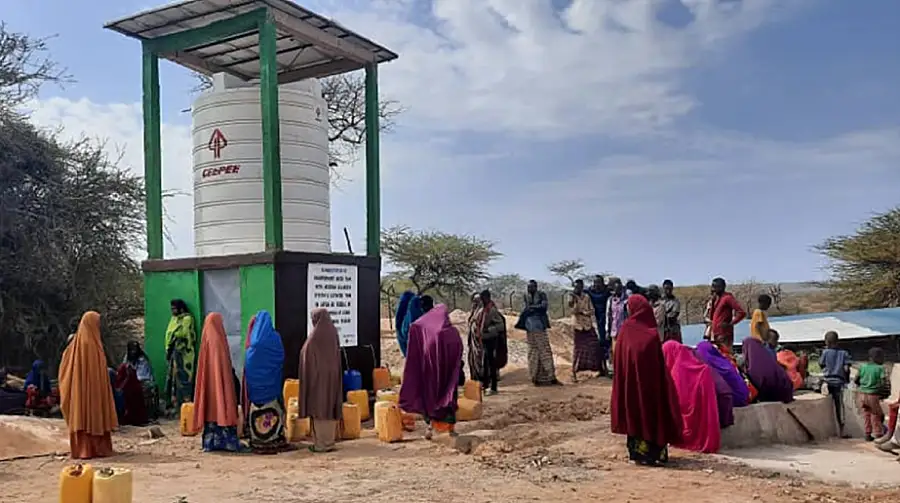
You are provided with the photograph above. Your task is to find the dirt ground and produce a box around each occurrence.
[2,325,899,502]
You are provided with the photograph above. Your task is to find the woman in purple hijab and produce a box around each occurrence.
[742,337,794,404]
[399,304,464,439]
[695,341,750,407]
[709,370,735,428]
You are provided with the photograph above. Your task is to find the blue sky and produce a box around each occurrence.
[9,0,900,286]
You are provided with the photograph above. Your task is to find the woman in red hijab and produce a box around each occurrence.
[611,295,682,466]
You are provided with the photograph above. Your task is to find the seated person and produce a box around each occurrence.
[24,360,59,413]
[742,337,794,404]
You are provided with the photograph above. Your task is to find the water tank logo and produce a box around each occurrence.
[315,106,322,122]
[207,128,228,159]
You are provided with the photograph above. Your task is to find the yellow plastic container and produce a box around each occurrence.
[179,402,197,436]
[59,464,93,503]
[92,467,133,503]
[285,397,310,442]
[372,367,391,391]
[377,403,403,443]
[463,380,483,402]
[340,403,361,440]
[457,397,483,422]
[282,378,300,407]
[375,390,399,405]
[346,389,370,421]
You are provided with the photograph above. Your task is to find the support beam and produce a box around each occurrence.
[259,13,283,250]
[161,50,252,80]
[141,45,163,260]
[364,63,381,257]
[145,8,267,54]
[277,59,362,84]
[270,10,375,64]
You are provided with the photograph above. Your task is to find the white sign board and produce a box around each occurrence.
[307,263,358,347]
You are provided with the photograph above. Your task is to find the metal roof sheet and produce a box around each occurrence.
[105,0,398,82]
[681,307,900,347]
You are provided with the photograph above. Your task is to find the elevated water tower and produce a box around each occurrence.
[105,0,397,386]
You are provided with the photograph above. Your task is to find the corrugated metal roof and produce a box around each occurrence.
[681,307,900,347]
[105,0,398,82]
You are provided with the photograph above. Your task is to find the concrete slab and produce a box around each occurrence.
[719,440,900,487]
[721,402,808,450]
[786,393,839,441]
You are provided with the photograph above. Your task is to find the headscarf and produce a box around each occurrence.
[399,305,463,420]
[299,309,343,420]
[662,341,722,453]
[244,311,284,405]
[400,295,424,356]
[395,291,415,356]
[742,337,794,404]
[193,313,239,430]
[610,296,682,447]
[24,360,51,395]
[58,312,118,435]
[694,341,750,407]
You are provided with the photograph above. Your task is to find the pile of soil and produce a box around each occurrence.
[0,416,68,460]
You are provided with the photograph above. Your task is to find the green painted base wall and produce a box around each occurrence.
[239,264,276,349]
[143,270,202,390]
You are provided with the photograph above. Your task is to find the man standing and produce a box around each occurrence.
[704,277,746,352]
[661,279,682,343]
[516,280,560,386]
[646,285,666,341]
[586,275,610,376]
[606,277,628,361]
[569,279,602,381]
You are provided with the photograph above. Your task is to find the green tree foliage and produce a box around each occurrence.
[547,259,586,286]
[0,25,143,369]
[817,207,900,309]
[381,226,501,297]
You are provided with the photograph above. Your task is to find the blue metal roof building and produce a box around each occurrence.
[680,307,900,348]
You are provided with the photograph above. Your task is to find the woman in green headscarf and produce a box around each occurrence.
[165,299,197,415]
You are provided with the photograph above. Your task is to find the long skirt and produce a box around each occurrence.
[115,365,148,426]
[70,431,114,460]
[467,333,485,382]
[526,331,557,385]
[202,422,240,452]
[572,328,602,373]
[626,435,669,466]
[165,351,194,411]
[311,418,337,452]
[249,399,289,454]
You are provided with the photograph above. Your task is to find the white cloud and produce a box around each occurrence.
[315,0,808,137]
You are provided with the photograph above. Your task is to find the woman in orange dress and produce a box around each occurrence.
[58,311,118,459]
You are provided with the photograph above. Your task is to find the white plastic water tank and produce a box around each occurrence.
[191,74,330,257]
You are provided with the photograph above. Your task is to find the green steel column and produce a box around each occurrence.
[141,45,163,259]
[364,64,381,257]
[259,14,283,250]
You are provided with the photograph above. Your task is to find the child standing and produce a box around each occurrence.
[856,347,887,441]
[819,331,851,436]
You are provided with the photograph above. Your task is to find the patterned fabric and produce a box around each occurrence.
[570,293,595,331]
[572,328,602,373]
[526,330,557,385]
[627,435,669,466]
[607,294,628,339]
[202,422,240,452]
[249,399,288,454]
[165,313,197,410]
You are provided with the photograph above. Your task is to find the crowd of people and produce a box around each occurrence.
[50,301,347,459]
[4,273,897,466]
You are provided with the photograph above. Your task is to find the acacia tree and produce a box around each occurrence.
[0,25,143,369]
[547,259,586,286]
[381,226,501,298]
[193,72,403,178]
[817,207,900,309]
